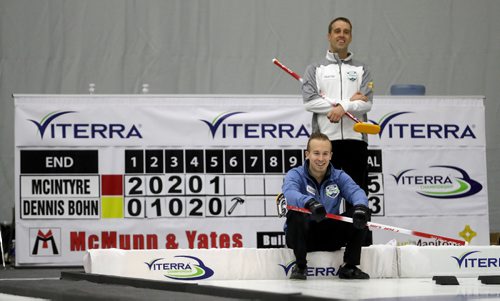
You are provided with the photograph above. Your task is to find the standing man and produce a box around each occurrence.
[302,17,373,244]
[282,132,371,280]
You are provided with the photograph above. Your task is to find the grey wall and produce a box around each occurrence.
[1,0,499,231]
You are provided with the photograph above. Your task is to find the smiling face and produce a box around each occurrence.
[328,19,352,58]
[306,138,332,180]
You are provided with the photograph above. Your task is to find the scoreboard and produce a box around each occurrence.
[14,94,489,267]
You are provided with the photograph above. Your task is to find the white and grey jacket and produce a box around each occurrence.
[302,50,373,142]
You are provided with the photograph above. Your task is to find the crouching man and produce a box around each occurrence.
[282,132,371,280]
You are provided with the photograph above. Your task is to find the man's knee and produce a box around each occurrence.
[287,210,309,224]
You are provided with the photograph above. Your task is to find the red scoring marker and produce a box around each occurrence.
[101,174,123,196]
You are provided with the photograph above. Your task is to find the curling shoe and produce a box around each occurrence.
[338,264,370,280]
[290,265,307,280]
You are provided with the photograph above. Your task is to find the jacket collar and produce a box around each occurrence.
[326,50,353,63]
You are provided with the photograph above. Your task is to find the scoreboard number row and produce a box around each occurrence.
[124,174,283,196]
[125,175,222,196]
[125,149,304,174]
[124,197,264,218]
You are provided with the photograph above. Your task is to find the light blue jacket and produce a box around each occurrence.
[282,160,368,215]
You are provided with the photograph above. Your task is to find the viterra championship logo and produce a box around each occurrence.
[452,251,500,269]
[28,111,143,139]
[391,165,482,198]
[372,111,476,139]
[145,255,214,280]
[200,112,309,139]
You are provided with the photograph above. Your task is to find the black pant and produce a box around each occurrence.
[285,207,368,269]
[330,139,372,245]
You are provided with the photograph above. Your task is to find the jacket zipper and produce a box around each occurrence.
[338,61,344,139]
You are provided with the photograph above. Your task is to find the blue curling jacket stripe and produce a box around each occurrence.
[282,160,368,215]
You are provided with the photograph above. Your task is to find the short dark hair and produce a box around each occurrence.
[306,132,331,151]
[328,17,352,33]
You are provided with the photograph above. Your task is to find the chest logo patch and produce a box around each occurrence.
[347,71,358,81]
[325,184,340,198]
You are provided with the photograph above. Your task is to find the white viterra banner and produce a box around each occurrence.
[368,96,489,246]
[14,95,489,266]
[83,246,500,280]
[398,246,500,278]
